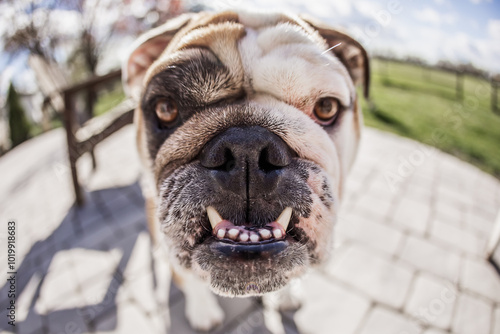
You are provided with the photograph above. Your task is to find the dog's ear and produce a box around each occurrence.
[123,13,194,100]
[300,15,370,98]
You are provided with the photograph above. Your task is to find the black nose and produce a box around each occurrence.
[199,126,294,198]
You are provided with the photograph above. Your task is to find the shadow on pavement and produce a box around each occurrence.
[0,182,147,333]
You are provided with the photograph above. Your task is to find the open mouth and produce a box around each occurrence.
[205,206,294,244]
[201,206,298,261]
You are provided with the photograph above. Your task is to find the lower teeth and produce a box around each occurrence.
[214,227,284,243]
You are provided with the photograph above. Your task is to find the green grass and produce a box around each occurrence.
[361,59,500,179]
[28,83,125,138]
[94,84,126,116]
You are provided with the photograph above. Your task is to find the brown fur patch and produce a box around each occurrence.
[163,11,240,56]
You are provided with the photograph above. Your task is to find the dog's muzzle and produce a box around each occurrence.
[156,106,334,296]
[200,126,297,256]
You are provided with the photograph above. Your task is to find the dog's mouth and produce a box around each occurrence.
[189,204,310,296]
[200,206,296,259]
[208,206,291,243]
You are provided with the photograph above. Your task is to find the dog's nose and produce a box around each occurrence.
[200,126,294,198]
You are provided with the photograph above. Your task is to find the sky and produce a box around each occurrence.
[204,0,500,72]
[0,0,499,98]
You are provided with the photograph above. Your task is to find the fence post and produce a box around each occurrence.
[487,210,500,275]
[63,92,85,206]
[423,66,431,80]
[381,58,388,77]
[456,71,463,101]
[493,80,499,115]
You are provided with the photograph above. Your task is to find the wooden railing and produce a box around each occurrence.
[62,69,135,205]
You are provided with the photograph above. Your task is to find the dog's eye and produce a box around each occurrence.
[155,98,178,124]
[313,97,340,123]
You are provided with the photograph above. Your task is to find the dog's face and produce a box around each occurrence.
[124,11,369,297]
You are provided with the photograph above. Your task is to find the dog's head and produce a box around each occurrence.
[123,11,369,297]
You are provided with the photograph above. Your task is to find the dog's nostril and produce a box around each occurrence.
[221,149,236,172]
[202,148,236,172]
[258,148,282,173]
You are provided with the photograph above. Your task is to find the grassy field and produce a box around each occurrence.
[361,59,500,179]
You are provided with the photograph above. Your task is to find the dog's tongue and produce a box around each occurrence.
[212,220,286,243]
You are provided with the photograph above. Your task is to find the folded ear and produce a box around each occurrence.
[122,13,194,100]
[300,14,370,98]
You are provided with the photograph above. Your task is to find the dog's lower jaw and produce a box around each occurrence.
[190,240,311,297]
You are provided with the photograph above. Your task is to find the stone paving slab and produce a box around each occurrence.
[294,273,370,334]
[1,126,500,334]
[452,293,493,334]
[326,243,415,309]
[404,272,457,330]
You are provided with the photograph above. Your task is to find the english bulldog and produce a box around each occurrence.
[123,10,369,333]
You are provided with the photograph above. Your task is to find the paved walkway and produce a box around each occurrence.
[1,125,499,334]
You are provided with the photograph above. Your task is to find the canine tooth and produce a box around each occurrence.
[217,229,226,239]
[239,233,249,242]
[207,206,223,229]
[259,229,271,239]
[276,207,292,231]
[273,229,283,239]
[228,229,239,240]
[250,234,260,243]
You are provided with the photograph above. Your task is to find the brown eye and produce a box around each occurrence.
[155,98,178,124]
[313,97,340,121]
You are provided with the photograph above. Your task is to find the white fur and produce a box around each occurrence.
[238,23,354,109]
[262,280,303,334]
[176,269,225,331]
[237,21,359,195]
[332,106,363,193]
[237,10,288,28]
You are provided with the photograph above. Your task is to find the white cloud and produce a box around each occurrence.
[414,7,441,24]
[488,20,500,40]
[469,0,492,4]
[331,1,352,16]
[414,7,457,25]
[204,0,351,20]
[368,24,500,73]
[354,0,383,18]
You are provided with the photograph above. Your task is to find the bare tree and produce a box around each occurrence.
[2,0,184,129]
[3,0,63,60]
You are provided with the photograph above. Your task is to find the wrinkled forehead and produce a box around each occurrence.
[144,11,355,106]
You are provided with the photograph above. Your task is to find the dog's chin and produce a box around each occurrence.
[191,236,310,297]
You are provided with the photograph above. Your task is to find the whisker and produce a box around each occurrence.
[321,42,342,55]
